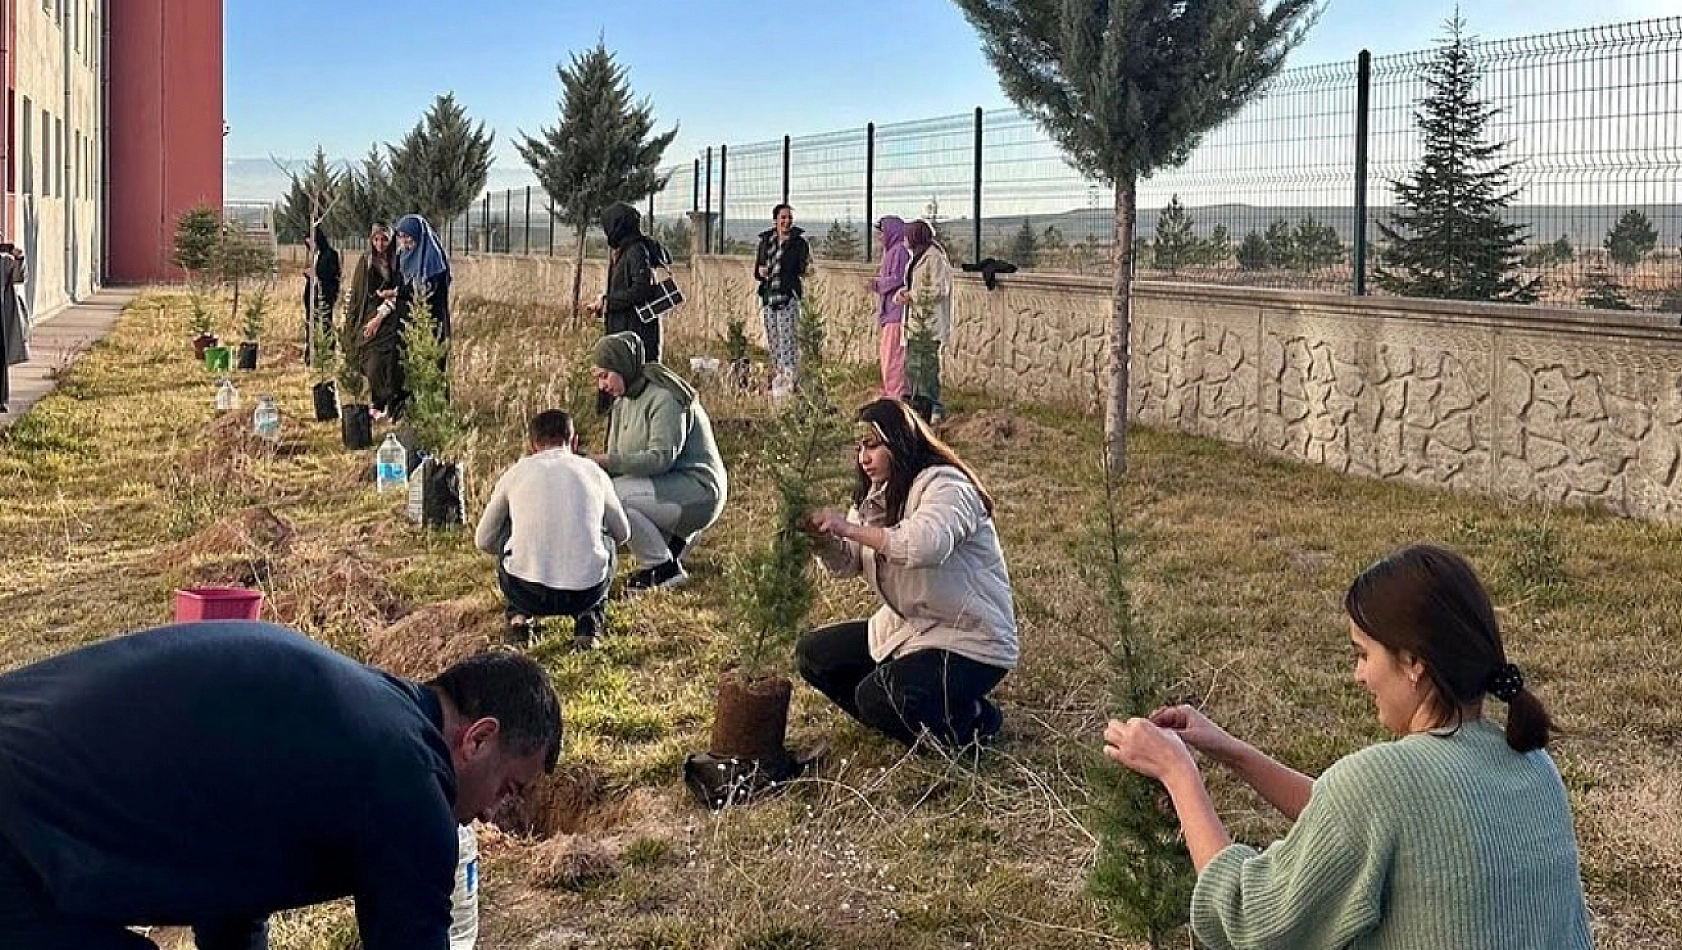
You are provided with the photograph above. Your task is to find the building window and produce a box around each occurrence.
[19,98,31,195]
[40,108,50,197]
[56,118,65,197]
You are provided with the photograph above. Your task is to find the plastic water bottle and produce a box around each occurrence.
[448,823,479,949]
[214,378,237,413]
[375,433,407,493]
[252,395,280,441]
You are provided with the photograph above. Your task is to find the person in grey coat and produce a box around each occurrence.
[0,242,28,413]
[797,398,1018,748]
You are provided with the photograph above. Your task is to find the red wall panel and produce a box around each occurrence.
[108,0,222,283]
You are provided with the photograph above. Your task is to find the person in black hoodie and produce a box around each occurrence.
[586,202,664,363]
[752,204,812,394]
[303,226,341,363]
[0,622,562,950]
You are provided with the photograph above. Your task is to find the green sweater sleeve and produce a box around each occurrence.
[607,391,686,477]
[1190,760,1387,950]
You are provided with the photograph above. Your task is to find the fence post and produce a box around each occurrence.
[781,134,791,205]
[548,201,556,256]
[481,192,490,254]
[719,144,729,253]
[972,107,983,268]
[503,189,513,254]
[647,190,654,225]
[865,122,875,263]
[1352,50,1371,297]
[692,158,701,212]
[524,187,532,255]
[704,147,713,254]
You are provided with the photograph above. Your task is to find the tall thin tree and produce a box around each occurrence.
[955,0,1318,472]
[387,93,495,228]
[517,43,678,319]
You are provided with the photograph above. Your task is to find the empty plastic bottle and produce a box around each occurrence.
[252,395,280,441]
[214,378,237,413]
[375,433,407,493]
[448,823,479,949]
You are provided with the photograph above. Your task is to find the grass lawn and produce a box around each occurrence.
[3,283,1679,949]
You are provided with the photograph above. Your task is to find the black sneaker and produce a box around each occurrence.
[624,559,688,593]
[666,534,689,560]
[574,606,605,640]
[504,616,534,647]
[974,699,1004,744]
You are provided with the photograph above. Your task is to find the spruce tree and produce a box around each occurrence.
[1263,216,1296,268]
[821,220,863,260]
[517,43,677,319]
[1582,270,1634,311]
[275,147,344,244]
[1199,223,1232,266]
[1373,17,1539,303]
[1236,230,1270,270]
[1291,215,1344,270]
[387,93,495,227]
[1152,196,1198,274]
[340,145,402,236]
[1008,218,1039,267]
[1603,209,1657,268]
[956,0,1317,472]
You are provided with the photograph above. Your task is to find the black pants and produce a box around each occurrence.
[605,311,661,363]
[795,620,1007,747]
[496,561,612,636]
[0,833,267,949]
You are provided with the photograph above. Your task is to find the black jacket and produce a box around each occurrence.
[0,622,459,948]
[601,203,663,321]
[753,227,811,303]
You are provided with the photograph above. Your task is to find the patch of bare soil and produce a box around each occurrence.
[159,506,295,586]
[940,407,1060,446]
[364,597,500,679]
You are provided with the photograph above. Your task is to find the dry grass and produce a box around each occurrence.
[2,270,1680,949]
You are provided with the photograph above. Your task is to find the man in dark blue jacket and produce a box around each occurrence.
[0,621,562,950]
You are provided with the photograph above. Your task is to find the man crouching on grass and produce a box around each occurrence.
[0,621,561,949]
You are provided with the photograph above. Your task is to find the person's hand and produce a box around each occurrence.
[805,507,849,538]
[892,289,910,306]
[1103,717,1197,784]
[361,315,382,342]
[584,295,605,316]
[1149,704,1240,762]
[377,288,397,300]
[755,266,768,280]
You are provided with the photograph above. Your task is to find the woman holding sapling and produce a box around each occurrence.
[1103,544,1592,950]
[796,398,1017,747]
[393,214,452,355]
[893,219,952,423]
[349,222,407,418]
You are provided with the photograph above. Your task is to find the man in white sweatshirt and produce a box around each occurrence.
[476,410,630,649]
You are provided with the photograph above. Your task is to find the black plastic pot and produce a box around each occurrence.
[192,334,218,360]
[408,457,463,528]
[340,404,373,449]
[236,342,259,371]
[311,381,338,421]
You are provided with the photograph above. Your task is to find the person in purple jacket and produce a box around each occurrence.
[862,216,911,400]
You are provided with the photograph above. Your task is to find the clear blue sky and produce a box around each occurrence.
[224,0,1677,192]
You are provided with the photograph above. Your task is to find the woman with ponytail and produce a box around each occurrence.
[1102,544,1590,950]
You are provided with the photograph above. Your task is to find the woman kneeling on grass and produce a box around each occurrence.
[796,398,1017,748]
[1103,544,1592,950]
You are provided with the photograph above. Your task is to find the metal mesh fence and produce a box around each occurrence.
[444,16,1681,314]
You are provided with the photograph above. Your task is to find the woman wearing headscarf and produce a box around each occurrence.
[303,226,341,362]
[393,214,452,353]
[586,203,664,363]
[0,242,27,413]
[862,216,910,400]
[348,222,407,417]
[894,220,953,422]
[587,332,728,593]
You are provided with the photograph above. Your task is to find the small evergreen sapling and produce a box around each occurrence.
[1085,462,1196,949]
[400,292,461,458]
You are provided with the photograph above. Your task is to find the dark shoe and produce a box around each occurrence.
[569,634,596,653]
[666,534,689,560]
[974,699,1004,744]
[504,615,533,646]
[574,606,605,640]
[624,559,687,593]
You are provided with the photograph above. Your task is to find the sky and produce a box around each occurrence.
[223,0,1680,201]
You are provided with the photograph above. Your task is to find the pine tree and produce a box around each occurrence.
[517,43,677,318]
[1263,217,1296,269]
[387,93,495,227]
[1008,217,1039,267]
[1373,17,1538,303]
[1236,230,1270,270]
[1152,196,1198,274]
[956,0,1317,472]
[1603,209,1657,268]
[1582,270,1634,311]
[340,144,402,236]
[821,219,862,260]
[1291,215,1344,270]
[275,147,344,244]
[1198,223,1232,266]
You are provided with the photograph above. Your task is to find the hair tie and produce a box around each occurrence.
[1485,663,1524,702]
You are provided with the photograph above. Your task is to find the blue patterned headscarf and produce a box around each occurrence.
[394,214,449,288]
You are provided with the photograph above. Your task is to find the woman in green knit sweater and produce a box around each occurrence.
[1104,544,1592,950]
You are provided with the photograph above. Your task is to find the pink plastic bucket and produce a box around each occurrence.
[173,586,264,622]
